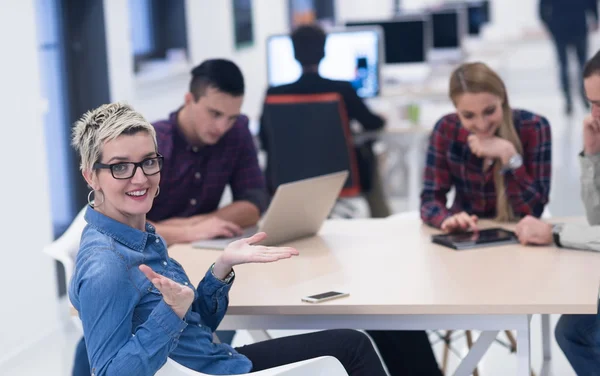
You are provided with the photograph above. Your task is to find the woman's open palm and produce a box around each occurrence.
[220,232,299,267]
[139,264,194,319]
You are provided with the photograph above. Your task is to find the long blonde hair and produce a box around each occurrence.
[449,62,523,222]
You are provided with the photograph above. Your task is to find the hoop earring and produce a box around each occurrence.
[87,190,104,207]
[155,186,160,198]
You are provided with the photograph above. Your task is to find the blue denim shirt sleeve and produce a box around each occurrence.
[74,250,187,376]
[192,267,233,331]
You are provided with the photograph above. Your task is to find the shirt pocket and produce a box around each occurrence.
[168,259,195,286]
[145,280,163,296]
[142,268,169,296]
[144,264,197,299]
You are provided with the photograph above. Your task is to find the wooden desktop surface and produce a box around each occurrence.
[168,217,600,316]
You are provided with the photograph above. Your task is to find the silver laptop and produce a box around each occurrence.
[192,171,349,249]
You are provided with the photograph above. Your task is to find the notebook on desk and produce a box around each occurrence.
[191,171,348,250]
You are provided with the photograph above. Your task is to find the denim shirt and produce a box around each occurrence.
[69,206,252,376]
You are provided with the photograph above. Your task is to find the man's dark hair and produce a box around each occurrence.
[291,24,326,67]
[189,59,245,100]
[584,49,600,79]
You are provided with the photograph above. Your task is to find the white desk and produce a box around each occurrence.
[169,217,600,376]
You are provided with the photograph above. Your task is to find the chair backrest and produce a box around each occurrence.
[42,205,87,284]
[156,356,349,376]
[261,93,361,198]
[155,358,209,375]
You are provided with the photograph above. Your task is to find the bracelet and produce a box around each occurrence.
[211,263,235,284]
[552,224,563,248]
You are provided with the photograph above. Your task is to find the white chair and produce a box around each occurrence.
[43,207,349,376]
[43,205,87,285]
[156,356,348,376]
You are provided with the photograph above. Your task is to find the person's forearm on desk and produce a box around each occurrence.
[556,224,600,252]
[155,201,260,229]
[210,201,260,228]
[344,86,385,131]
[151,218,196,246]
[151,215,244,246]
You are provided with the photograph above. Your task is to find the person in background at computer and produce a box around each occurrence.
[420,62,552,232]
[260,24,391,218]
[539,0,598,115]
[513,49,600,376]
[71,59,262,375]
[147,59,268,246]
[69,102,389,376]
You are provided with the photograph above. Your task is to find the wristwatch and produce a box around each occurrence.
[552,224,564,248]
[503,153,523,171]
[211,263,235,284]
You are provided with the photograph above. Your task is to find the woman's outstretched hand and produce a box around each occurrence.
[139,264,194,319]
[212,232,300,279]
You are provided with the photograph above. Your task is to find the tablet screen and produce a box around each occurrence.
[431,228,517,249]
[444,228,515,244]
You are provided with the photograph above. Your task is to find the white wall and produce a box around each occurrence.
[0,0,59,365]
[334,0,394,22]
[185,0,289,120]
[104,0,135,104]
[104,0,289,123]
[485,0,543,40]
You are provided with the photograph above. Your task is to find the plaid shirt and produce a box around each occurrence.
[147,110,268,222]
[420,109,552,228]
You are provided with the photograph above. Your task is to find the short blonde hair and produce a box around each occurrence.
[71,103,157,172]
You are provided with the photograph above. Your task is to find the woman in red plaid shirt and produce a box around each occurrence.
[420,62,552,232]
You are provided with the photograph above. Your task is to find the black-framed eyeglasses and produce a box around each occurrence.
[93,154,164,179]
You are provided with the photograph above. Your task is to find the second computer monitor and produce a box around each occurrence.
[467,0,490,35]
[432,7,464,49]
[266,27,382,98]
[346,15,431,65]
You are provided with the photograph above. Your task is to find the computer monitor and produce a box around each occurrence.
[467,0,490,36]
[431,6,467,50]
[346,15,431,65]
[266,27,382,98]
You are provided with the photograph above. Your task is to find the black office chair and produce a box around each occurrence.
[260,93,362,215]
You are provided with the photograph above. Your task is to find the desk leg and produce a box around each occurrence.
[540,314,552,376]
[541,314,552,360]
[452,331,499,376]
[517,315,532,376]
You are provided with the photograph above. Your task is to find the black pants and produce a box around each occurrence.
[236,329,387,376]
[551,32,588,106]
[367,330,443,376]
[74,329,440,376]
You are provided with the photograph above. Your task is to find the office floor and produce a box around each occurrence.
[2,37,596,376]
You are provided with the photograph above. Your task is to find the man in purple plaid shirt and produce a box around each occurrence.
[147,59,268,246]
